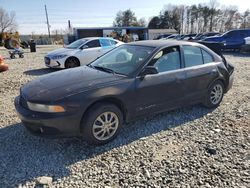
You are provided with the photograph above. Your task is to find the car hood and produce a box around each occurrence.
[46,48,79,56]
[21,66,124,102]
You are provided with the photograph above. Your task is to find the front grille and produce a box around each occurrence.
[44,57,50,65]
[20,96,28,109]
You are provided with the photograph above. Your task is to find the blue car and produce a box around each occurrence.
[202,29,250,50]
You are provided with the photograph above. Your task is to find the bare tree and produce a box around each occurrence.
[224,6,238,30]
[241,10,250,28]
[208,0,219,31]
[0,7,17,33]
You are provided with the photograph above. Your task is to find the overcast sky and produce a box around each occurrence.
[0,0,249,35]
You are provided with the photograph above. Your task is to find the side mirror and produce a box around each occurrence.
[81,45,88,50]
[140,66,158,77]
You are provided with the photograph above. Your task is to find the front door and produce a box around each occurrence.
[78,39,103,65]
[134,46,186,116]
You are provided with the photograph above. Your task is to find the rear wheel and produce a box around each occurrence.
[81,102,123,145]
[204,80,224,108]
[65,57,80,68]
[10,53,15,59]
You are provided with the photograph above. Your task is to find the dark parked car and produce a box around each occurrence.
[15,41,234,145]
[194,32,221,40]
[155,34,172,40]
[202,29,250,50]
[180,34,197,40]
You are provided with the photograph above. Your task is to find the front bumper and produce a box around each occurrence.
[44,57,66,68]
[14,96,82,137]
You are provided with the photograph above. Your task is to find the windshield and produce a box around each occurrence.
[66,39,88,49]
[90,45,154,76]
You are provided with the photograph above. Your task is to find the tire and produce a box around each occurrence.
[10,54,15,59]
[65,57,80,68]
[81,102,123,145]
[204,80,224,108]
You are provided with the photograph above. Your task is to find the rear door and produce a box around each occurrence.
[78,39,102,65]
[181,45,219,103]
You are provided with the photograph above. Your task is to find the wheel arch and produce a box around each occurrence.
[65,56,80,68]
[80,97,127,132]
[207,78,226,92]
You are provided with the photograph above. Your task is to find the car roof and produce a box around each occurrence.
[128,40,201,48]
[81,37,117,41]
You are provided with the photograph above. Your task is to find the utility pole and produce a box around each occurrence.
[44,5,51,38]
[68,20,72,34]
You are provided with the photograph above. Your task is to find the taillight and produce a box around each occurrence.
[227,62,234,75]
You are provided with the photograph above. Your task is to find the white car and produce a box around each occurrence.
[44,37,123,68]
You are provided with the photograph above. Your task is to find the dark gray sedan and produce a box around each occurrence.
[15,41,234,145]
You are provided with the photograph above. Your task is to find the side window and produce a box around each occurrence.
[86,40,101,48]
[239,31,249,38]
[226,31,239,38]
[201,49,214,64]
[149,46,181,73]
[183,46,203,67]
[99,39,111,47]
[109,39,118,46]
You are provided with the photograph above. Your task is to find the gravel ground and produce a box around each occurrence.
[0,46,249,188]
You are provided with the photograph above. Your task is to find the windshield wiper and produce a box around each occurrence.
[88,65,127,76]
[93,66,117,74]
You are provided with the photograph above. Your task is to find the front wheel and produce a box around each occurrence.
[204,80,224,108]
[81,103,123,145]
[65,57,80,68]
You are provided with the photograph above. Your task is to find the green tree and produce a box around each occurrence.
[148,16,161,29]
[113,9,145,27]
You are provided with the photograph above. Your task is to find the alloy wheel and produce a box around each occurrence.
[92,112,119,141]
[210,84,223,105]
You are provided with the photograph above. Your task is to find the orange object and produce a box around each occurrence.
[0,55,8,72]
[0,55,4,64]
[0,64,9,72]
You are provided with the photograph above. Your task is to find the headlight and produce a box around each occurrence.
[51,55,67,60]
[27,102,65,113]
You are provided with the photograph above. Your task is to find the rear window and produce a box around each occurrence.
[100,39,111,47]
[183,46,203,67]
[183,46,215,67]
[201,49,214,64]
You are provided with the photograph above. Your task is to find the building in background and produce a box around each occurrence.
[148,29,177,40]
[73,27,148,42]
